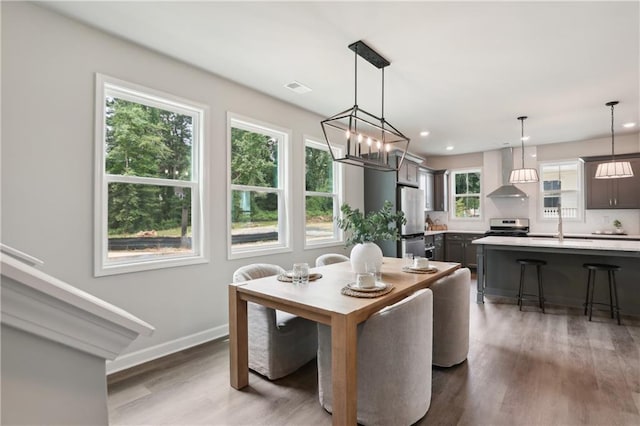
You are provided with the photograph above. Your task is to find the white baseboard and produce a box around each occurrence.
[106,324,229,375]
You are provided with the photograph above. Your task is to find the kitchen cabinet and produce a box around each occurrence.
[433,170,448,211]
[583,155,640,209]
[419,168,447,211]
[397,157,420,187]
[444,232,482,268]
[419,169,434,210]
[433,233,444,261]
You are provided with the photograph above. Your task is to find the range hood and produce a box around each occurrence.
[486,148,529,198]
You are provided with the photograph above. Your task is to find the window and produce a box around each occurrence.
[451,169,481,219]
[95,74,207,276]
[540,161,582,220]
[228,114,291,258]
[304,138,344,247]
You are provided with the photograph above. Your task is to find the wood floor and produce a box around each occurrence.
[108,279,640,425]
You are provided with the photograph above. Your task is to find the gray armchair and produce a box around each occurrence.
[315,253,349,267]
[233,263,318,380]
[317,288,433,426]
[430,267,471,367]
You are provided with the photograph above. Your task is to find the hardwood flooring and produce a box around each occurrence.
[108,278,640,425]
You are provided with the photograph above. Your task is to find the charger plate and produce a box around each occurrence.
[402,266,438,274]
[341,283,394,298]
[277,272,323,283]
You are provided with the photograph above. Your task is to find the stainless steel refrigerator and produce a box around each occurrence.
[364,168,426,258]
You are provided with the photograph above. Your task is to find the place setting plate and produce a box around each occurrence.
[341,281,394,298]
[402,265,439,274]
[277,272,323,282]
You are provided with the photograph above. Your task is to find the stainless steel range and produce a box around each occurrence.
[485,218,530,237]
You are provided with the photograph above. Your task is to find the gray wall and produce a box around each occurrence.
[1,325,108,425]
[1,3,363,369]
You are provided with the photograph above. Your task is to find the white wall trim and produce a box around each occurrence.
[106,324,229,374]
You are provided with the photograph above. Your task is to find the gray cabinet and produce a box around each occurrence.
[419,168,447,211]
[397,157,420,187]
[444,232,481,268]
[419,169,434,210]
[433,233,444,261]
[584,155,640,209]
[433,170,448,211]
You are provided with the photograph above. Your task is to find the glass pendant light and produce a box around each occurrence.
[509,116,539,183]
[595,101,634,179]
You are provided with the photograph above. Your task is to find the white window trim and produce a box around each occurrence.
[303,137,344,249]
[449,167,483,221]
[227,112,292,260]
[94,74,209,276]
[537,159,584,222]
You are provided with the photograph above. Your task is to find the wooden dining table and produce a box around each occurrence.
[228,257,460,425]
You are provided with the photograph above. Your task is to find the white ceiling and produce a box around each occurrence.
[42,1,640,157]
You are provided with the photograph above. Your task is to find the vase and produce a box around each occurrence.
[350,242,383,275]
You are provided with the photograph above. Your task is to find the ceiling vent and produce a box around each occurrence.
[284,81,312,94]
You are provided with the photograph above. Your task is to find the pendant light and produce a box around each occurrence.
[509,116,539,183]
[321,40,410,172]
[595,101,634,179]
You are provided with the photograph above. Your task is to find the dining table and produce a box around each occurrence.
[228,257,461,425]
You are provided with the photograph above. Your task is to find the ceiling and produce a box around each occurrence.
[41,1,640,157]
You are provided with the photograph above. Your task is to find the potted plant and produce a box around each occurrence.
[336,201,406,274]
[613,219,624,234]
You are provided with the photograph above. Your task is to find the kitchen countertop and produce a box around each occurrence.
[472,236,640,253]
[425,230,640,240]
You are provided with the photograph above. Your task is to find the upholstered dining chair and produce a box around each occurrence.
[232,263,318,380]
[315,253,350,267]
[430,267,471,367]
[317,289,433,426]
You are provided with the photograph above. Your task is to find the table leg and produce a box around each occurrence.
[229,284,248,389]
[476,244,485,303]
[331,313,358,425]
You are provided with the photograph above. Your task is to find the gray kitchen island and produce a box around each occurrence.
[473,236,640,316]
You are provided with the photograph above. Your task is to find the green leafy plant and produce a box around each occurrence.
[336,201,407,247]
[613,219,622,228]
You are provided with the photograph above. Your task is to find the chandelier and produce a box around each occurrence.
[595,101,634,179]
[321,41,410,172]
[509,116,539,183]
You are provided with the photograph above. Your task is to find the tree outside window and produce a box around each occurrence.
[95,75,206,276]
[228,116,290,257]
[304,139,343,246]
[452,170,481,218]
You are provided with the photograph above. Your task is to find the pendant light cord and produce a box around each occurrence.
[354,46,358,106]
[610,102,615,161]
[521,119,525,167]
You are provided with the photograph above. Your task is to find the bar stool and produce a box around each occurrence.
[516,259,546,313]
[583,263,621,325]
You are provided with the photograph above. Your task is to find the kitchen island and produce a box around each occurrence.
[473,236,640,316]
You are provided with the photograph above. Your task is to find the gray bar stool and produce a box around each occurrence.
[583,263,621,325]
[516,259,546,313]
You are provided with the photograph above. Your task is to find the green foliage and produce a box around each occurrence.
[105,97,193,235]
[230,128,278,187]
[336,201,406,246]
[613,219,622,228]
[305,146,332,192]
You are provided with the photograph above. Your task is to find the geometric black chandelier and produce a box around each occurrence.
[594,101,634,179]
[321,40,410,172]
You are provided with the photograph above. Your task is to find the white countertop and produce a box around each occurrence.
[473,236,640,252]
[425,230,640,240]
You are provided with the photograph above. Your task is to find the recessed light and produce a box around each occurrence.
[623,122,636,128]
[284,81,312,94]
[420,131,430,137]
[531,154,537,158]
[521,136,530,141]
[445,146,454,151]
